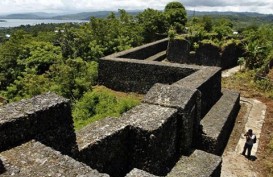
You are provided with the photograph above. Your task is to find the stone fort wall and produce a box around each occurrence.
[0,39,240,177]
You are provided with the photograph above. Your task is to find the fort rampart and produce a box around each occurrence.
[0,38,240,177]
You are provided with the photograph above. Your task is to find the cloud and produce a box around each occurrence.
[0,0,272,15]
[182,0,273,14]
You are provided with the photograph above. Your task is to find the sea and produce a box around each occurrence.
[0,19,88,28]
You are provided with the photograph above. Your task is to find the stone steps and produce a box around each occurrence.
[198,89,240,155]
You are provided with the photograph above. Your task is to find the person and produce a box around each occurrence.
[242,129,256,158]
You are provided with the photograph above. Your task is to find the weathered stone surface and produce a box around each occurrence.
[77,104,178,176]
[125,168,160,177]
[77,117,126,150]
[221,43,244,69]
[143,84,201,154]
[174,67,222,117]
[143,83,198,110]
[198,89,240,155]
[195,43,221,66]
[77,117,129,177]
[167,150,222,177]
[0,140,109,177]
[121,104,178,176]
[99,58,199,93]
[0,158,4,174]
[167,39,191,64]
[0,92,77,155]
[112,38,168,60]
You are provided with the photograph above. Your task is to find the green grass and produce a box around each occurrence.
[72,86,142,130]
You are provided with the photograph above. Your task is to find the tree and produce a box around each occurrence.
[49,58,98,100]
[18,41,63,74]
[164,1,187,33]
[0,30,32,90]
[137,8,168,42]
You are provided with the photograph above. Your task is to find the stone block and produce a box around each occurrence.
[167,150,222,177]
[174,67,222,117]
[77,117,129,177]
[143,84,201,154]
[221,42,244,69]
[167,39,191,64]
[125,168,160,177]
[199,89,240,155]
[195,43,221,66]
[0,140,109,177]
[0,92,77,155]
[121,103,178,176]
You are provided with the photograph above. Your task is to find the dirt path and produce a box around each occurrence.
[221,98,266,177]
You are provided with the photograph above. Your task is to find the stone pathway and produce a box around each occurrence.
[221,98,266,177]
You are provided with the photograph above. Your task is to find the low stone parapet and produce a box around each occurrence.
[0,92,77,156]
[167,150,222,177]
[143,83,201,154]
[77,117,129,177]
[174,67,222,117]
[0,140,109,177]
[198,89,240,155]
[99,58,199,93]
[122,104,178,176]
[77,104,178,177]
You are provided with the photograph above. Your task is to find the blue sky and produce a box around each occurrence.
[0,0,273,15]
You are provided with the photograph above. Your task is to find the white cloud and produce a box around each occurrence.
[0,0,272,15]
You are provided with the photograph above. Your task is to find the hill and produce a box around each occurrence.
[0,10,272,23]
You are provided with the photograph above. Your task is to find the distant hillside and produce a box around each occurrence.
[52,11,114,20]
[2,13,42,19]
[0,10,272,23]
[187,10,273,23]
[52,11,141,20]
[0,12,62,19]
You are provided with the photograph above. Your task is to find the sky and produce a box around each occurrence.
[0,0,273,15]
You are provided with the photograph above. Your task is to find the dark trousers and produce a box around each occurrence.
[242,143,253,157]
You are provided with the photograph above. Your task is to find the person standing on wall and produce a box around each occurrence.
[242,129,256,158]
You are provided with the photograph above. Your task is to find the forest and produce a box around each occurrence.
[0,2,273,129]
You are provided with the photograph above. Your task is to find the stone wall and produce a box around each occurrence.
[167,39,190,63]
[0,92,77,156]
[195,43,221,66]
[0,38,241,177]
[167,150,222,177]
[166,39,243,69]
[99,58,199,93]
[0,140,109,177]
[143,84,201,154]
[118,38,168,60]
[174,67,222,117]
[221,43,244,69]
[77,104,179,177]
